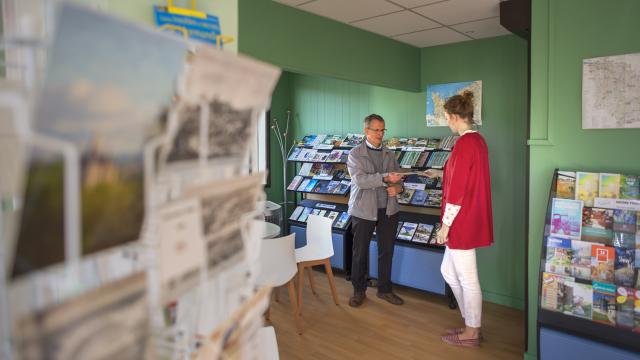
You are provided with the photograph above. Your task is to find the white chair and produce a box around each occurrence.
[295,215,340,315]
[256,233,302,334]
[257,326,280,360]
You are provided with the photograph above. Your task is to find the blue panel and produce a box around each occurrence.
[289,225,345,271]
[540,327,640,360]
[369,240,445,295]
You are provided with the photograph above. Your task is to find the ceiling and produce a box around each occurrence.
[273,0,511,48]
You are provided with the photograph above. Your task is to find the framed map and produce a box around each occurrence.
[582,52,640,129]
[425,81,482,127]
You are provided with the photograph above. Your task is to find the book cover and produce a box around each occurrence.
[301,135,317,147]
[384,137,401,149]
[562,280,593,320]
[425,189,443,207]
[289,206,304,221]
[613,232,635,249]
[415,151,431,168]
[591,245,615,283]
[556,171,576,199]
[616,287,635,329]
[312,151,328,162]
[297,179,311,192]
[314,164,334,179]
[297,207,314,223]
[327,149,343,162]
[344,133,364,147]
[326,211,340,225]
[571,240,593,280]
[620,174,640,200]
[337,180,351,194]
[394,151,403,162]
[412,223,434,244]
[540,272,572,312]
[410,190,428,206]
[326,181,341,194]
[397,189,415,204]
[323,134,345,147]
[550,198,583,239]
[396,222,404,238]
[428,223,442,245]
[545,237,573,276]
[613,209,636,233]
[407,138,418,146]
[300,149,317,161]
[288,147,302,161]
[287,176,304,191]
[310,134,327,147]
[317,210,327,217]
[599,173,621,199]
[334,212,350,229]
[426,138,440,149]
[614,247,635,287]
[340,150,350,162]
[313,180,330,193]
[304,179,319,192]
[310,209,321,216]
[397,222,418,241]
[581,207,614,244]
[592,281,617,326]
[576,172,599,207]
[415,138,428,147]
[298,163,313,176]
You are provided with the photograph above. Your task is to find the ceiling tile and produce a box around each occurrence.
[298,0,402,23]
[351,10,439,37]
[451,17,510,39]
[272,0,312,6]
[413,0,501,25]
[393,27,470,47]
[388,0,449,9]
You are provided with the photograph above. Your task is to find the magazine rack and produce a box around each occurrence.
[537,169,640,356]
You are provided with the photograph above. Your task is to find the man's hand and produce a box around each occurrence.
[422,169,444,179]
[436,224,450,245]
[386,185,402,197]
[384,172,404,183]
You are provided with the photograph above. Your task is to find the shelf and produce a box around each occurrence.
[288,189,349,196]
[288,159,348,164]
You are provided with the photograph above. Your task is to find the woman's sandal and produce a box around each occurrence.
[441,333,481,347]
[445,328,483,339]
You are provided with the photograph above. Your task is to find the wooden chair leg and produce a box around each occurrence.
[287,279,303,335]
[297,263,305,315]
[274,286,280,303]
[307,266,317,295]
[324,259,340,306]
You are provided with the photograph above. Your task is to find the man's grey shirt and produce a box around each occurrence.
[347,141,401,221]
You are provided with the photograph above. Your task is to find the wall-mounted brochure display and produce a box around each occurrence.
[538,170,640,353]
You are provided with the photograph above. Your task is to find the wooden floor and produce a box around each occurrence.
[266,270,525,360]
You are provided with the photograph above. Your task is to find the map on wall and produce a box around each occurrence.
[425,81,482,127]
[582,52,640,129]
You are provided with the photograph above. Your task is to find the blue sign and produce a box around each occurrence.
[153,6,221,46]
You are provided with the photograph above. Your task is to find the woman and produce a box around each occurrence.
[424,90,493,347]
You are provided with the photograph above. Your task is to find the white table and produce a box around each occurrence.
[252,220,281,239]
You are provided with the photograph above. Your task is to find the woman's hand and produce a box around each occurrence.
[436,224,450,245]
[422,169,443,178]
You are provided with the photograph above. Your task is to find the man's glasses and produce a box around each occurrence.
[367,127,387,133]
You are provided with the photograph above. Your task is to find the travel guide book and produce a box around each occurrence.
[591,245,615,283]
[545,237,573,276]
[556,171,576,199]
[576,172,599,207]
[397,222,418,241]
[620,174,640,199]
[571,240,593,280]
[412,223,434,244]
[599,173,621,199]
[592,281,616,326]
[581,207,613,244]
[550,198,583,239]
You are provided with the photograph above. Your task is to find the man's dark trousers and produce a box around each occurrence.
[351,208,399,293]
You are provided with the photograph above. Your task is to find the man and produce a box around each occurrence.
[347,114,404,307]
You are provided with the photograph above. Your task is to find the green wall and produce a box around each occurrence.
[526,0,640,358]
[280,34,528,310]
[238,0,421,92]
